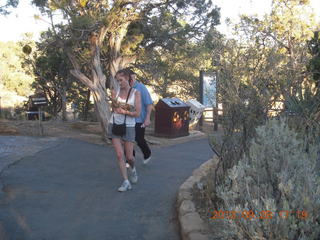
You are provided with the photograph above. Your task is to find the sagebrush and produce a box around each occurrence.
[216,119,320,240]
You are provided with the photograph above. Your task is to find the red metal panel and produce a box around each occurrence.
[155,98,190,138]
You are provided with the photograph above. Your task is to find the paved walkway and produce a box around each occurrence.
[0,136,212,240]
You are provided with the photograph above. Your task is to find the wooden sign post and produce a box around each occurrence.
[31,95,48,136]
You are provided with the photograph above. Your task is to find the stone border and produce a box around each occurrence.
[177,156,219,240]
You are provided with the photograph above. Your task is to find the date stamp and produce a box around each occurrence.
[210,210,309,220]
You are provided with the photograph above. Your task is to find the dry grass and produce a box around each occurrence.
[0,120,19,135]
[0,119,106,145]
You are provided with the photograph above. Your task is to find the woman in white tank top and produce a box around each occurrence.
[108,69,141,192]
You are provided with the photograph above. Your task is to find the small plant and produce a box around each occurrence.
[216,119,320,240]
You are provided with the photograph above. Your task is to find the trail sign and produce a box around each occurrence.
[31,96,48,106]
[199,71,217,107]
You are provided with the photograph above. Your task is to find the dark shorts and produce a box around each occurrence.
[107,124,136,142]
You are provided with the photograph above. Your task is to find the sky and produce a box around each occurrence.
[214,0,320,37]
[0,0,62,42]
[1,0,320,42]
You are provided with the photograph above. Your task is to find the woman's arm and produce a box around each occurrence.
[115,91,141,117]
[111,90,116,98]
[110,90,121,110]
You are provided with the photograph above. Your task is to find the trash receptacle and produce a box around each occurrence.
[155,98,190,138]
[186,99,206,127]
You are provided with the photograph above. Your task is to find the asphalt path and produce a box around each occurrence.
[0,137,212,240]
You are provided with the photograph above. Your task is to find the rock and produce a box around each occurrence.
[196,181,204,190]
[177,189,193,205]
[187,232,209,240]
[180,212,206,237]
[177,156,220,240]
[179,177,195,192]
[179,200,196,217]
[194,159,214,176]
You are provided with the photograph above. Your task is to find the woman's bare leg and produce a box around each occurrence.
[124,141,135,169]
[112,138,128,180]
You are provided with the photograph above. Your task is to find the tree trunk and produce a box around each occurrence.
[83,90,91,121]
[68,25,136,141]
[108,28,137,90]
[61,86,67,121]
[69,42,111,141]
[91,87,111,140]
[71,68,111,141]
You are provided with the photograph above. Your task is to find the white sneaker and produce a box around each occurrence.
[130,167,138,184]
[143,156,152,165]
[124,159,130,168]
[118,180,132,192]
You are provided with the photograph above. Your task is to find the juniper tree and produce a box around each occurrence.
[0,0,19,15]
[32,0,220,140]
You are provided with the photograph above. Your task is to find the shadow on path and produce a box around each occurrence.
[0,137,212,240]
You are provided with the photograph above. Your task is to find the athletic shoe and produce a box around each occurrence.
[130,167,138,184]
[143,155,152,165]
[118,180,132,192]
[125,161,130,168]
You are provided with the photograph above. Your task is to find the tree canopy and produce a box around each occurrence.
[0,0,19,15]
[0,37,34,96]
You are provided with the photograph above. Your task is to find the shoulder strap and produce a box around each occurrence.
[125,88,133,103]
[123,88,133,124]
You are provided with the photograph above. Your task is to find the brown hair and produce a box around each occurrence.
[125,68,136,75]
[115,68,133,83]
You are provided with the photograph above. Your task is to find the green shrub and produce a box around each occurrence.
[216,119,320,240]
